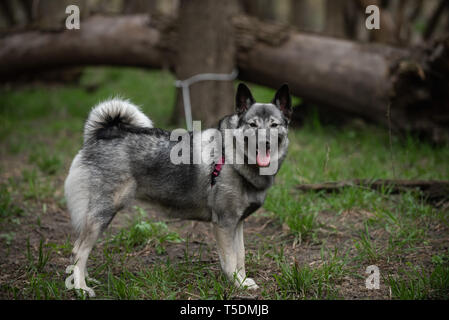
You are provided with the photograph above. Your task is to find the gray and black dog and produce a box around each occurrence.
[65,83,291,296]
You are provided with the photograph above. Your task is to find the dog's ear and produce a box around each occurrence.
[236,83,255,115]
[272,84,292,120]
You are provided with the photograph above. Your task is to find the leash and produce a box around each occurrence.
[175,69,238,131]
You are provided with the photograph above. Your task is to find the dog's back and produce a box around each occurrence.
[69,99,214,226]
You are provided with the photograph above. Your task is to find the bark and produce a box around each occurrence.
[172,0,238,128]
[0,13,448,141]
[357,0,398,44]
[290,0,319,33]
[324,0,346,38]
[33,0,89,30]
[123,0,158,15]
[0,0,16,26]
[0,0,34,28]
[240,0,275,21]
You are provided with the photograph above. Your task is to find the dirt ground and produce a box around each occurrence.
[0,149,448,300]
[1,178,447,300]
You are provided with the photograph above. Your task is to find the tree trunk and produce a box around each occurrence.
[33,0,90,30]
[0,0,17,27]
[240,0,275,22]
[0,0,35,28]
[171,0,238,128]
[123,0,158,15]
[358,0,398,44]
[0,13,448,141]
[290,0,324,33]
[324,0,346,38]
[423,0,449,41]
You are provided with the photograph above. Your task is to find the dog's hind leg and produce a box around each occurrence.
[71,205,117,297]
[70,199,135,296]
[71,219,103,297]
[65,153,99,297]
[65,155,133,297]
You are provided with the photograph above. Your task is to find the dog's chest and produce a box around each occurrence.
[241,202,261,221]
[239,187,266,220]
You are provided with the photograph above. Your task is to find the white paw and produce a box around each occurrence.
[75,285,96,298]
[240,277,259,290]
[86,276,101,285]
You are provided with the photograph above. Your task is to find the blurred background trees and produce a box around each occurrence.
[2,0,447,45]
[0,0,448,140]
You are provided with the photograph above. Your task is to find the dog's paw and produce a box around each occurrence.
[86,276,101,285]
[75,285,96,298]
[240,277,259,290]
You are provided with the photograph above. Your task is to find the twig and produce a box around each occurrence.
[295,179,449,201]
[387,102,396,179]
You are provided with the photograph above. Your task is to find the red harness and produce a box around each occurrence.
[211,156,225,187]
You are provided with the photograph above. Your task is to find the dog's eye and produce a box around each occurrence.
[249,122,257,128]
[271,123,278,128]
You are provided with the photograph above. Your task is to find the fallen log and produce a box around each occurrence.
[0,15,163,75]
[233,16,449,142]
[0,14,448,141]
[296,179,449,201]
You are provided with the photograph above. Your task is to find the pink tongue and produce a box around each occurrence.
[256,150,271,167]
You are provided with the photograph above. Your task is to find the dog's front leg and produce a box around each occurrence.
[213,222,258,290]
[234,221,258,289]
[213,223,240,285]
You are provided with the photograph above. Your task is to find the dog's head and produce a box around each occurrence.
[233,83,291,170]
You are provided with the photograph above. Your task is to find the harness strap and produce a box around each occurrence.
[211,156,225,187]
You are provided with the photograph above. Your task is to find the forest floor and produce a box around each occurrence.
[1,67,448,299]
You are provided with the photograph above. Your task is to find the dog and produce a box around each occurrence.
[64,83,291,297]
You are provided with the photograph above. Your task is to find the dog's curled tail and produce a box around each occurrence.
[83,98,153,143]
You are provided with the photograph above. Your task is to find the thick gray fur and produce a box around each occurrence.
[64,84,291,296]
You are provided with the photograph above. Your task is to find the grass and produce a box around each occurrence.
[0,183,23,220]
[0,66,448,300]
[111,206,184,254]
[274,248,349,299]
[353,223,382,263]
[387,259,449,299]
[26,238,52,274]
[21,169,55,201]
[29,148,63,175]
